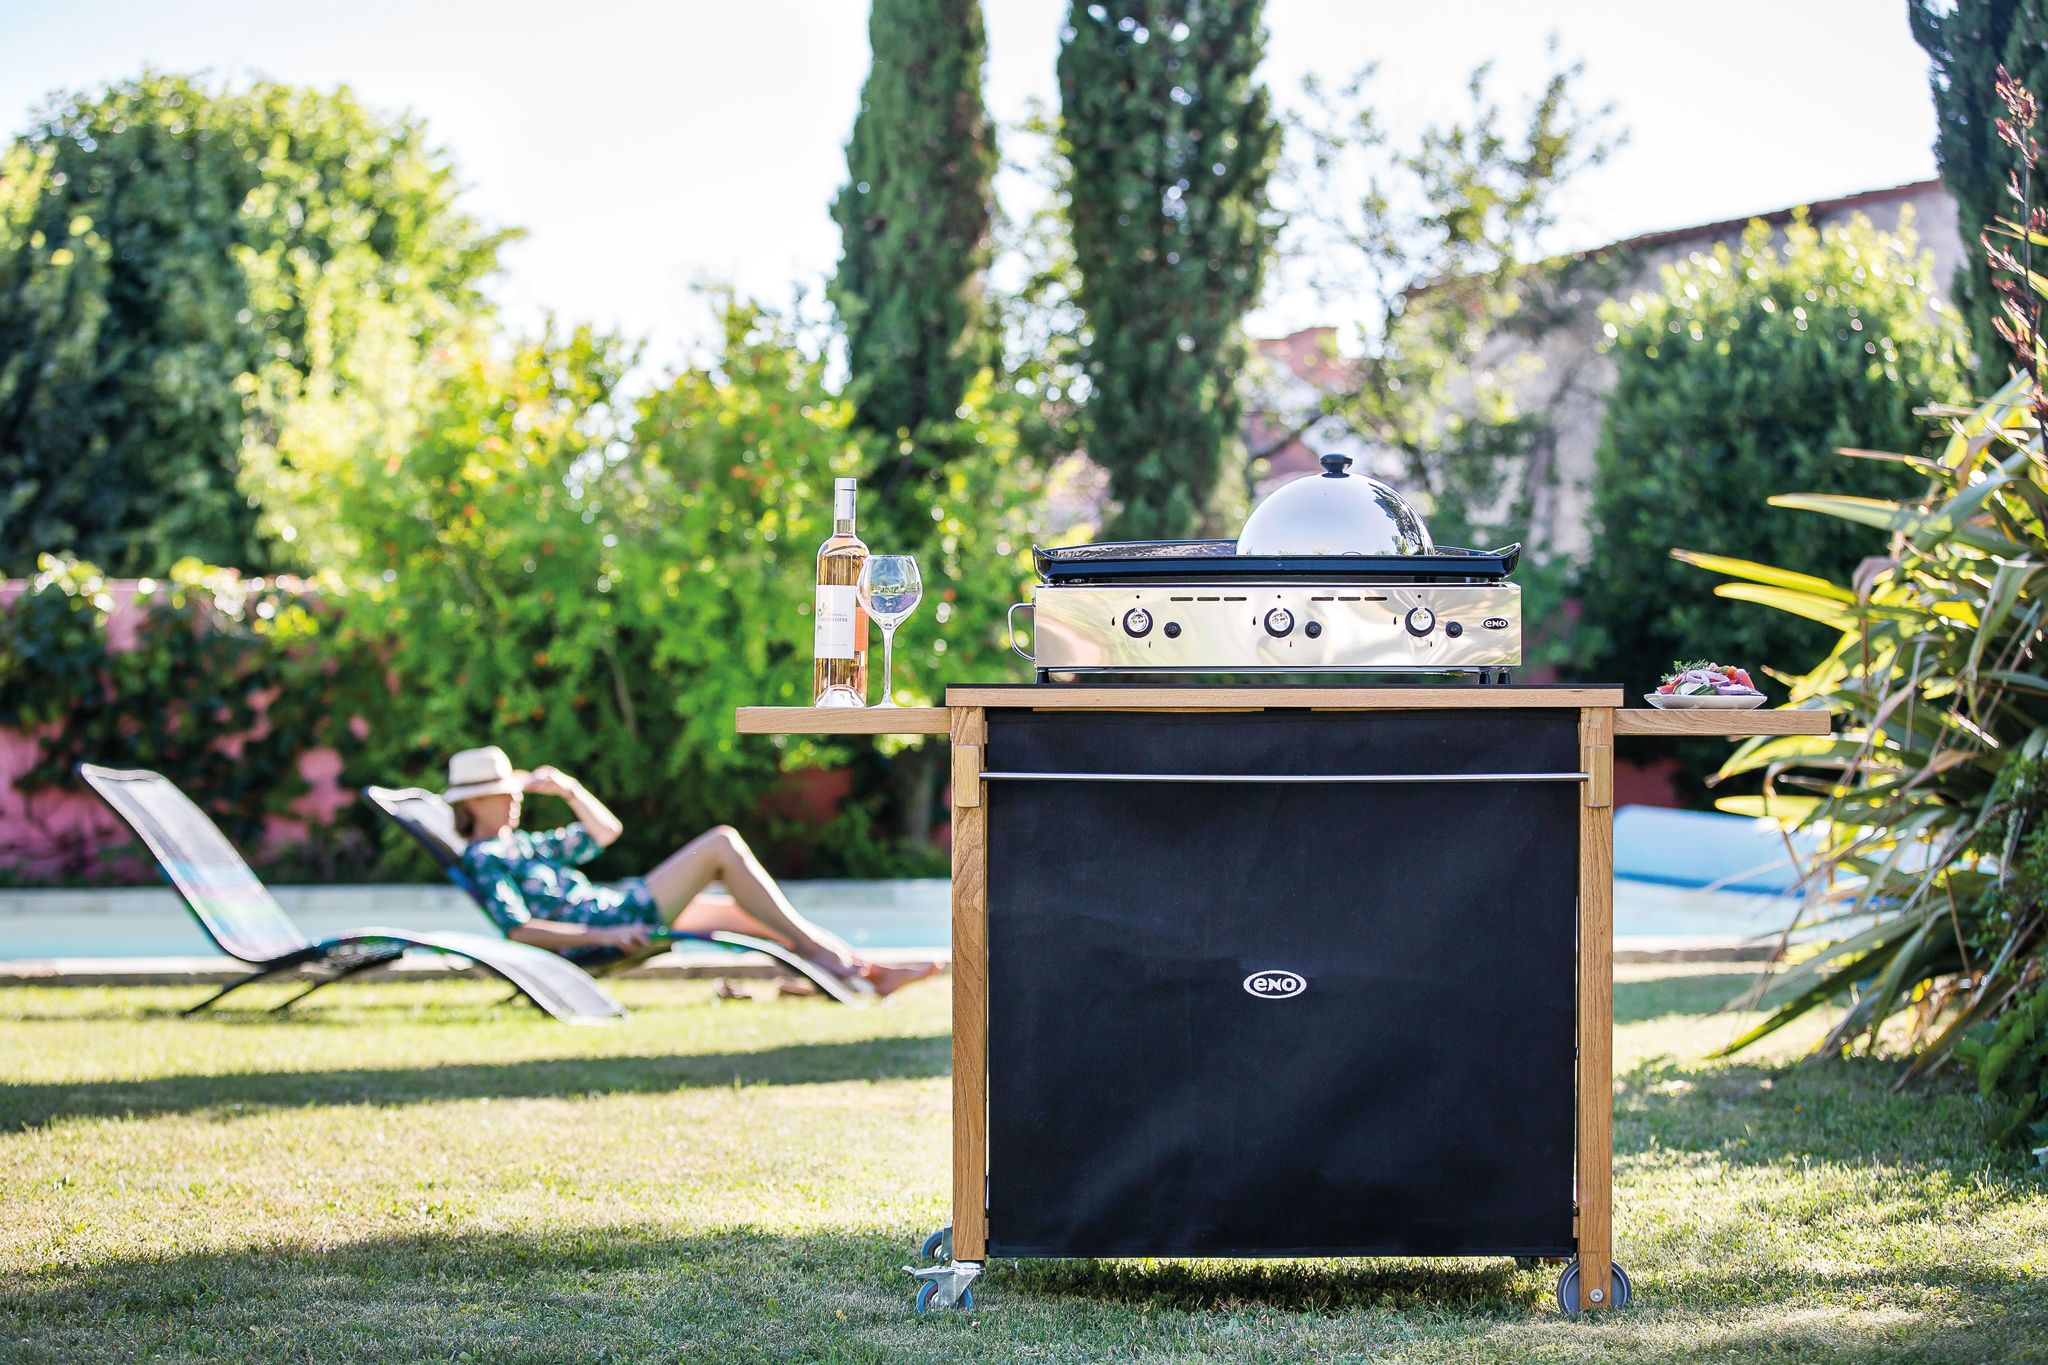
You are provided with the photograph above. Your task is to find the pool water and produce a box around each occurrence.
[0,876,1799,960]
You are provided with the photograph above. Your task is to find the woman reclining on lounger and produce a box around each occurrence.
[442,746,938,998]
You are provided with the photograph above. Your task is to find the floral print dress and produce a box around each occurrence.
[457,822,660,931]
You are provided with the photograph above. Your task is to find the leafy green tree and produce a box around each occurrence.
[330,302,1036,877]
[1911,0,2048,392]
[830,0,997,470]
[1581,212,1966,711]
[0,73,506,574]
[1058,0,1279,539]
[1273,57,1617,664]
[620,304,1036,863]
[1282,61,1613,524]
[328,326,644,835]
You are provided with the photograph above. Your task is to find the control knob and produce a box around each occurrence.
[1263,607,1295,637]
[1404,606,1437,637]
[1122,607,1153,638]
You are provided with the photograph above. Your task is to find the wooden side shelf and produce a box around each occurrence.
[1613,709,1830,737]
[735,706,949,736]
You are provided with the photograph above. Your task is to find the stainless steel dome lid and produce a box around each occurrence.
[1236,454,1435,557]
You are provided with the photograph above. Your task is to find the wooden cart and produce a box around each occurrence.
[739,685,1827,1314]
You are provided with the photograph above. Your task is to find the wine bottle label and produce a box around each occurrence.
[814,584,857,659]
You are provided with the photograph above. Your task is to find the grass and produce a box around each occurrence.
[0,963,2043,1363]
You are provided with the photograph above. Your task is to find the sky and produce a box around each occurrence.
[0,1,1943,372]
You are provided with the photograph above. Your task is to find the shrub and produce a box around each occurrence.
[1580,213,1966,707]
[2,299,1041,886]
[0,556,386,880]
[1956,977,2048,1159]
[321,324,715,875]
[324,304,1036,878]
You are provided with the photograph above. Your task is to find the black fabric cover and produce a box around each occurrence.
[985,708,1580,1258]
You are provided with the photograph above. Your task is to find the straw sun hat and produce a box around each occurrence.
[442,746,528,804]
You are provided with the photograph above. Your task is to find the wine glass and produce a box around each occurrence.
[858,555,923,708]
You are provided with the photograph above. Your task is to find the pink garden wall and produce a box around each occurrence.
[0,579,357,882]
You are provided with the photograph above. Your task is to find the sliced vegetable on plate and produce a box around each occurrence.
[1647,660,1765,710]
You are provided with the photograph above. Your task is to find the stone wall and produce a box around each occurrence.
[1483,179,1961,563]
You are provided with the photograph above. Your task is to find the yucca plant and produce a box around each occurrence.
[1679,70,2048,1162]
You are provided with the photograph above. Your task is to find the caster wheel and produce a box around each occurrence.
[920,1227,951,1261]
[1555,1258,1631,1314]
[915,1281,974,1312]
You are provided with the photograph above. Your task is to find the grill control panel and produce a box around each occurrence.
[1027,582,1521,675]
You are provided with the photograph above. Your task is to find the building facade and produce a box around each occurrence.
[1246,179,1963,560]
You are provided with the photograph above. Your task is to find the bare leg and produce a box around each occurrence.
[647,829,942,997]
[669,892,815,947]
[667,892,762,938]
[645,827,859,971]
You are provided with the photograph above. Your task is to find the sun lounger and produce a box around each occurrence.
[79,765,625,1023]
[363,785,871,1005]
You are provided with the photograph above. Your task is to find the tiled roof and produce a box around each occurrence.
[1585,178,1944,258]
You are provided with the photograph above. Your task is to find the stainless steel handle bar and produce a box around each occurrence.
[1006,601,1035,660]
[979,771,1589,784]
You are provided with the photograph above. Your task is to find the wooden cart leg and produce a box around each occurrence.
[949,705,990,1263]
[1576,707,1616,1309]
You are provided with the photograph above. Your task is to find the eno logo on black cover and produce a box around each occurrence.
[1242,970,1306,1000]
[1482,616,1511,630]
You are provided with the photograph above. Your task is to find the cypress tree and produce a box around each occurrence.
[1911,0,2048,391]
[829,0,997,470]
[1058,1,1279,540]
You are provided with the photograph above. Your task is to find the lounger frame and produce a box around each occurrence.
[79,765,625,1023]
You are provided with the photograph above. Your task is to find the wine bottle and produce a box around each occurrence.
[812,477,870,706]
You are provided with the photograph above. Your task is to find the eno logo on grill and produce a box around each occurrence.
[1243,970,1306,1000]
[1482,616,1511,630]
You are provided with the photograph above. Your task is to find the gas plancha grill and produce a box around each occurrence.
[1020,538,1523,683]
[736,446,1837,1315]
[1016,455,1523,683]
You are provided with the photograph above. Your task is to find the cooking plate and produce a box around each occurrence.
[1033,540,1521,584]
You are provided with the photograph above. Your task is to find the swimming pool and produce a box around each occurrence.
[0,874,1801,961]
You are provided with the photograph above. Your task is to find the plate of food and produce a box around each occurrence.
[1646,661,1765,710]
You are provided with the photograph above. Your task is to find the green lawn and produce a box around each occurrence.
[0,963,2043,1363]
